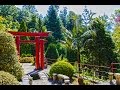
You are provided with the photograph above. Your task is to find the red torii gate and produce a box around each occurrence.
[8,31,50,70]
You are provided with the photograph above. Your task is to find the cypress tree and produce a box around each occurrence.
[46,5,64,41]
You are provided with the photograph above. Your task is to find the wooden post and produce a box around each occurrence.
[111,63,114,73]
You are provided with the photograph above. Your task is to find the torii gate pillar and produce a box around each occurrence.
[15,36,20,61]
[35,36,40,69]
[39,39,45,70]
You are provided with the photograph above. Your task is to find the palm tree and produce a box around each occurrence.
[62,15,96,74]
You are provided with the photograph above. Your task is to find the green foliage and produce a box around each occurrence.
[0,16,8,31]
[11,63,24,81]
[45,43,59,60]
[20,43,35,56]
[18,19,28,32]
[66,48,77,62]
[0,31,24,80]
[46,5,64,41]
[0,5,20,31]
[28,15,38,32]
[66,11,76,31]
[42,26,47,32]
[20,44,34,56]
[0,16,19,31]
[38,17,43,32]
[0,71,20,85]
[56,43,67,58]
[0,5,19,19]
[57,55,68,62]
[59,7,68,28]
[18,19,29,40]
[87,18,117,65]
[62,13,85,65]
[21,54,33,57]
[20,57,34,63]
[22,5,38,15]
[49,60,75,77]
[112,25,120,61]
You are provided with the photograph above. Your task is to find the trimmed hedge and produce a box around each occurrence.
[0,71,20,85]
[21,54,33,57]
[0,31,24,81]
[20,57,34,63]
[49,60,75,78]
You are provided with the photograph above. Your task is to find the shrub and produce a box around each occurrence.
[0,71,20,85]
[45,43,59,61]
[56,43,67,58]
[11,63,24,81]
[20,57,34,63]
[49,60,75,78]
[66,48,77,62]
[0,31,24,80]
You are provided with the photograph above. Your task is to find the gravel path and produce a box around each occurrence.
[94,80,116,85]
[20,63,52,85]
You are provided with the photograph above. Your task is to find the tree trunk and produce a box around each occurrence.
[77,47,80,74]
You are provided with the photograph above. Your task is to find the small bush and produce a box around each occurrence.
[20,57,34,63]
[0,71,20,85]
[49,60,75,78]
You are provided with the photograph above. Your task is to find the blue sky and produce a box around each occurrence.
[16,5,120,17]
